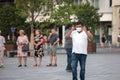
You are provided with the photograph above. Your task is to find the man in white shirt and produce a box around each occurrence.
[0,30,6,68]
[65,22,93,80]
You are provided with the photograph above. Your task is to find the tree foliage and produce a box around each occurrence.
[0,4,26,36]
[48,0,73,25]
[14,0,52,25]
[74,3,100,33]
[14,0,54,49]
[49,1,100,33]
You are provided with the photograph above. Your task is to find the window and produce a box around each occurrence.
[90,0,99,8]
[94,0,99,8]
[74,0,82,5]
[110,0,112,7]
[91,0,94,5]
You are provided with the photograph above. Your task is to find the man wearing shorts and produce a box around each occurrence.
[47,29,59,67]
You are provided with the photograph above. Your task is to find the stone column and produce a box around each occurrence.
[62,25,65,47]
[112,6,120,46]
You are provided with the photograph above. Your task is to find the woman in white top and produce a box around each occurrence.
[16,30,29,67]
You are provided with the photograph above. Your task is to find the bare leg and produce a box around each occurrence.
[54,55,57,65]
[23,56,27,65]
[103,43,105,48]
[46,54,53,66]
[34,56,37,66]
[38,56,42,66]
[50,54,53,64]
[18,56,22,66]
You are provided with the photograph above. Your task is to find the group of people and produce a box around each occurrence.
[16,29,59,67]
[0,21,93,80]
[0,28,59,68]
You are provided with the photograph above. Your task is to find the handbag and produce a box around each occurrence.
[22,43,29,52]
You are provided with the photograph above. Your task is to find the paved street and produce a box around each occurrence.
[0,48,120,80]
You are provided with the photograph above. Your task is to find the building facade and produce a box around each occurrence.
[4,0,118,47]
[89,0,120,46]
[89,0,112,45]
[112,0,120,46]
[72,0,112,45]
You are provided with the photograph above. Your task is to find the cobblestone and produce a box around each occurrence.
[0,48,120,80]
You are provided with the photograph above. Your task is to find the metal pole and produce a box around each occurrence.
[12,32,15,41]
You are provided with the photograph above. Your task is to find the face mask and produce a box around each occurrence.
[76,28,82,32]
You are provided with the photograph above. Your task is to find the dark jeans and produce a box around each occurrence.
[65,48,72,70]
[71,53,87,80]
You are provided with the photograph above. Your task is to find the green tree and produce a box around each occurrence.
[74,3,100,33]
[48,0,73,26]
[49,1,100,33]
[34,21,51,36]
[0,4,26,37]
[14,0,53,50]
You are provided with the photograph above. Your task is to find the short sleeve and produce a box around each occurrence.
[70,31,73,38]
[25,36,29,43]
[55,34,59,39]
[84,31,89,39]
[64,29,69,36]
[57,34,59,38]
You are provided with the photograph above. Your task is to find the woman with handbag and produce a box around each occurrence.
[16,30,29,67]
[34,29,44,67]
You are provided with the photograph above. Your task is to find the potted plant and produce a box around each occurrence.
[87,39,96,53]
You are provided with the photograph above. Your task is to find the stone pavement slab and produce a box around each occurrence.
[0,48,120,80]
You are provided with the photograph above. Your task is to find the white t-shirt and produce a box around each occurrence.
[0,35,5,51]
[71,30,88,55]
